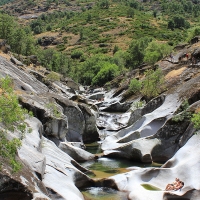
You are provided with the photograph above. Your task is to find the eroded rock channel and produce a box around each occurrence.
[1,48,200,200]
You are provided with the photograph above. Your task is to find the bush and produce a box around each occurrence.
[191,112,200,129]
[144,41,172,65]
[0,76,31,172]
[45,71,60,82]
[71,50,84,59]
[92,62,119,86]
[141,68,165,98]
[129,78,142,94]
[45,103,61,118]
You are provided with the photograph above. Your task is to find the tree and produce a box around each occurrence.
[99,0,109,9]
[141,68,165,98]
[144,41,172,65]
[129,78,142,94]
[0,13,15,40]
[24,35,35,56]
[92,62,119,86]
[127,8,134,18]
[126,37,153,68]
[10,28,26,56]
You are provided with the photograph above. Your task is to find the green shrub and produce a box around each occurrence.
[71,50,84,59]
[172,100,191,122]
[141,68,165,98]
[45,103,61,118]
[45,71,60,82]
[191,112,200,130]
[92,62,119,86]
[129,78,142,94]
[144,41,172,65]
[0,76,31,172]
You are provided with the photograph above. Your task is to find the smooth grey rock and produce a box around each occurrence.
[59,142,96,161]
[104,134,200,200]
[42,137,94,199]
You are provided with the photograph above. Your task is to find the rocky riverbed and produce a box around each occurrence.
[0,41,200,200]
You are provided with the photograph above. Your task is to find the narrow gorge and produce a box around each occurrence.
[0,40,200,200]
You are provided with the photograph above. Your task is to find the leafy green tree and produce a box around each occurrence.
[127,8,134,18]
[129,78,142,94]
[187,26,200,42]
[167,20,175,30]
[144,41,172,65]
[76,54,112,85]
[71,50,83,59]
[113,50,128,72]
[24,35,36,56]
[141,68,165,98]
[10,28,26,56]
[168,16,190,29]
[126,37,153,68]
[92,62,119,86]
[0,13,15,40]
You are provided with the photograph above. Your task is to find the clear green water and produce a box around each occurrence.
[81,143,162,200]
[141,184,162,191]
[82,187,128,200]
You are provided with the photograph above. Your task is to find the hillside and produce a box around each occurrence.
[0,0,199,87]
[0,0,200,86]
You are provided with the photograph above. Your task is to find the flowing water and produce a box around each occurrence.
[81,142,162,199]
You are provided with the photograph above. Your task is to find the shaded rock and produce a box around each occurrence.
[79,103,99,143]
[100,101,132,112]
[0,174,33,200]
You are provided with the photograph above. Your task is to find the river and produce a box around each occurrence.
[80,142,162,200]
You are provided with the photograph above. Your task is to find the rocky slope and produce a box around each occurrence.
[0,39,200,199]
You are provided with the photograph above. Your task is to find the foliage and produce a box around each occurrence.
[0,0,14,6]
[129,78,142,94]
[172,100,191,122]
[141,68,165,98]
[91,62,119,86]
[36,48,70,76]
[71,49,84,59]
[126,37,153,68]
[76,54,113,85]
[191,112,200,130]
[0,13,15,40]
[45,72,60,82]
[0,76,31,172]
[45,103,61,118]
[0,132,22,172]
[144,41,172,65]
[168,16,190,30]
[130,100,146,111]
[186,26,200,42]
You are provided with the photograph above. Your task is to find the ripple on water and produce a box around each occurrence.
[82,187,128,200]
